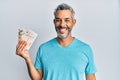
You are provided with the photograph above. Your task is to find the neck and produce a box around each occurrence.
[56,35,74,47]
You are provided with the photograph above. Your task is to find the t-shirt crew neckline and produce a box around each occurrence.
[54,37,76,49]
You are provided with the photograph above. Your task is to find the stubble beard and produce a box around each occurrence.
[55,26,71,39]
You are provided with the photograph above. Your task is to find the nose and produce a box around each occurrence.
[60,20,66,27]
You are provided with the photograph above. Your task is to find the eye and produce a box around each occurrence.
[65,19,70,22]
[65,19,71,22]
[55,19,61,22]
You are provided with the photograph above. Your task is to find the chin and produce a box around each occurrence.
[58,34,68,39]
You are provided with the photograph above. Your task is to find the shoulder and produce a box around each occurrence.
[74,38,93,53]
[74,38,90,48]
[39,38,56,49]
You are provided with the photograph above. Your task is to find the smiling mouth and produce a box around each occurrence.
[55,26,72,39]
[56,25,69,30]
[59,28,67,33]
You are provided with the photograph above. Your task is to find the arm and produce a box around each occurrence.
[25,58,43,80]
[85,45,97,80]
[16,39,43,80]
[85,74,96,80]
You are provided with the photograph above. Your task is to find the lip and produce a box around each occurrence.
[59,28,66,33]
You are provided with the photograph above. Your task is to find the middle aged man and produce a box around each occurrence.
[16,3,97,80]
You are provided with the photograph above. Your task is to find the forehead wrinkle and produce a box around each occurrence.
[55,17,71,20]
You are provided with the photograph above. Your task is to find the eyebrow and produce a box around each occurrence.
[65,18,70,20]
[55,17,71,20]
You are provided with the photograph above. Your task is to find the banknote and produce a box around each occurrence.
[18,28,38,50]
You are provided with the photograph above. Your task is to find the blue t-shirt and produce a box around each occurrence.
[34,38,97,80]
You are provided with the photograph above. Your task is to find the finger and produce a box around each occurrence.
[16,45,26,56]
[18,41,27,51]
[17,39,27,48]
[16,41,23,55]
[16,40,23,50]
[19,41,27,52]
[16,41,26,55]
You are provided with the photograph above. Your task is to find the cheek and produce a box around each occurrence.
[67,24,73,29]
[54,22,60,26]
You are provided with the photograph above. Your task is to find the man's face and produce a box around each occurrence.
[54,10,76,39]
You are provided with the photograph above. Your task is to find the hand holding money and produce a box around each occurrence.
[18,28,38,50]
[16,38,30,60]
[16,28,38,60]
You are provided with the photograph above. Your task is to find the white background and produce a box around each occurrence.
[0,0,119,80]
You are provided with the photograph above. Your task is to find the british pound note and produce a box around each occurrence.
[18,28,38,50]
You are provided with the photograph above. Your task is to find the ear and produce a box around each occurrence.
[53,19,56,24]
[73,19,76,26]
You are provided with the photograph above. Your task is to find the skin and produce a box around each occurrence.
[16,37,43,80]
[54,10,76,47]
[16,9,96,80]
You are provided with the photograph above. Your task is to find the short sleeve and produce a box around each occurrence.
[85,45,97,74]
[34,46,43,70]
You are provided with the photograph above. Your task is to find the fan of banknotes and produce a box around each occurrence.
[18,28,38,50]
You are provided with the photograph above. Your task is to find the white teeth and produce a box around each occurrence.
[61,29,65,32]
[60,28,66,32]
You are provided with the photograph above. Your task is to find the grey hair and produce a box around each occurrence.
[54,3,75,19]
